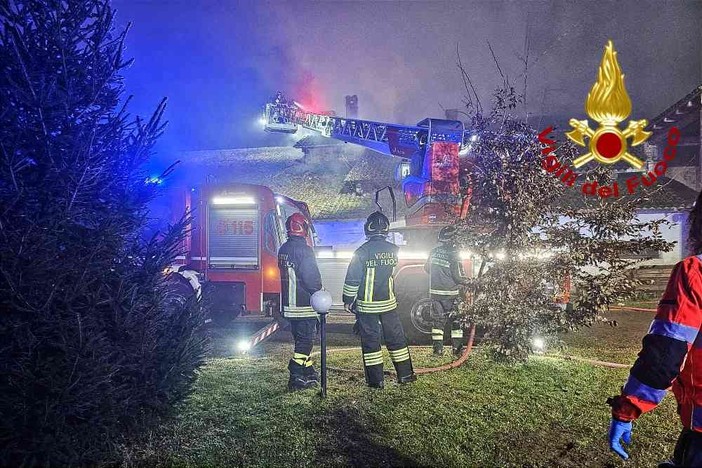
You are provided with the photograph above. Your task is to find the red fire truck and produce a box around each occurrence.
[167,183,315,326]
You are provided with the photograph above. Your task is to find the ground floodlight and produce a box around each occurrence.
[532,337,545,352]
[236,340,251,353]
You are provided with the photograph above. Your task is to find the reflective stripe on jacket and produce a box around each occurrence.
[342,236,398,313]
[425,244,465,300]
[278,236,322,319]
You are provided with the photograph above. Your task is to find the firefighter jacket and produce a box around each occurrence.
[342,236,399,314]
[278,236,322,319]
[612,255,702,432]
[424,244,466,300]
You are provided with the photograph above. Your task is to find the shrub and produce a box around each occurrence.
[0,1,207,464]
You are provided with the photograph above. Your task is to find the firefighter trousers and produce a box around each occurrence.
[288,318,317,376]
[357,310,414,385]
[431,299,465,351]
[670,428,702,466]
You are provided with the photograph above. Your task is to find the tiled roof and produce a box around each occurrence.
[557,174,698,210]
[179,145,403,220]
[293,135,345,149]
[649,85,702,138]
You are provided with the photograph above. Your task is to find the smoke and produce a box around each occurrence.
[114,0,701,152]
[266,0,701,124]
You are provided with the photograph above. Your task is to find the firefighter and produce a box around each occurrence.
[607,192,702,465]
[342,211,416,388]
[425,225,467,356]
[278,213,323,392]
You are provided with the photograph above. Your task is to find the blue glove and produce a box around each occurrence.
[608,418,633,460]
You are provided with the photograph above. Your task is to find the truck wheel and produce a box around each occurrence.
[398,298,433,345]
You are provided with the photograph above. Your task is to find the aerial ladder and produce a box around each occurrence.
[263,92,476,226]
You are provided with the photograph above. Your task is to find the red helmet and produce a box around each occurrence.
[286,213,309,237]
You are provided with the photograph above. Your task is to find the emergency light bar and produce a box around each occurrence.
[211,196,256,205]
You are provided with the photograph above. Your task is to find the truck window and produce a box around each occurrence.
[263,211,279,255]
[277,198,315,246]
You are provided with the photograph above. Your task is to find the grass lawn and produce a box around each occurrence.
[123,309,683,467]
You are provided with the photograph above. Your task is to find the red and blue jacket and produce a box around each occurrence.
[611,255,702,432]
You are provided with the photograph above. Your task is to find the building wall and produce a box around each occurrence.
[313,218,366,250]
[637,210,688,265]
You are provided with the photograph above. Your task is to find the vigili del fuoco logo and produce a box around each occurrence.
[539,40,681,198]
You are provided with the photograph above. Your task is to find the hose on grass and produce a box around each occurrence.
[542,355,630,369]
[609,305,657,313]
[310,323,631,374]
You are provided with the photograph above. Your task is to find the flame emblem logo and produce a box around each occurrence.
[567,41,651,169]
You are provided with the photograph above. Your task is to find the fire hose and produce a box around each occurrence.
[311,323,629,375]
[305,295,647,387]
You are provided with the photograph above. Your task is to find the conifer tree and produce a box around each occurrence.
[0,1,206,463]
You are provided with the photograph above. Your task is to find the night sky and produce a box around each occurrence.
[112,0,701,164]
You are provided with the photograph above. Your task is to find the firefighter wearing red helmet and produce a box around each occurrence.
[278,212,323,391]
[607,191,702,465]
[342,211,416,388]
[425,225,468,356]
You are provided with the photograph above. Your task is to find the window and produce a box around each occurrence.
[263,211,279,255]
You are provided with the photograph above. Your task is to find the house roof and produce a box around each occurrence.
[649,85,702,141]
[178,145,403,220]
[293,135,345,149]
[179,90,701,222]
[557,173,698,211]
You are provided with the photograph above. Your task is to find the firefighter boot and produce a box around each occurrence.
[389,347,416,384]
[368,379,385,389]
[303,365,319,384]
[362,354,385,389]
[363,363,385,389]
[431,326,444,356]
[398,372,417,384]
[288,360,316,392]
[288,374,316,391]
[451,325,465,357]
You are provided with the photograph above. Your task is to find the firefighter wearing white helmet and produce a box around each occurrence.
[425,225,468,356]
[278,213,323,391]
[342,211,416,388]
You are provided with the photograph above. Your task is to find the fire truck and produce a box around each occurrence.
[166,183,316,330]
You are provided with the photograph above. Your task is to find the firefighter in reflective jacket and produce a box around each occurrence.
[425,225,467,356]
[342,211,416,388]
[278,213,323,391]
[608,193,702,465]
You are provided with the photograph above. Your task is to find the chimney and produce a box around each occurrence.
[345,95,358,119]
[445,109,460,121]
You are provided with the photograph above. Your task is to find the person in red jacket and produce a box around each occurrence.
[608,192,702,466]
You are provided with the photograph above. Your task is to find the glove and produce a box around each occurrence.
[352,321,361,336]
[608,418,632,460]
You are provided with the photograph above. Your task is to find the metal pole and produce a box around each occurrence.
[319,311,328,398]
